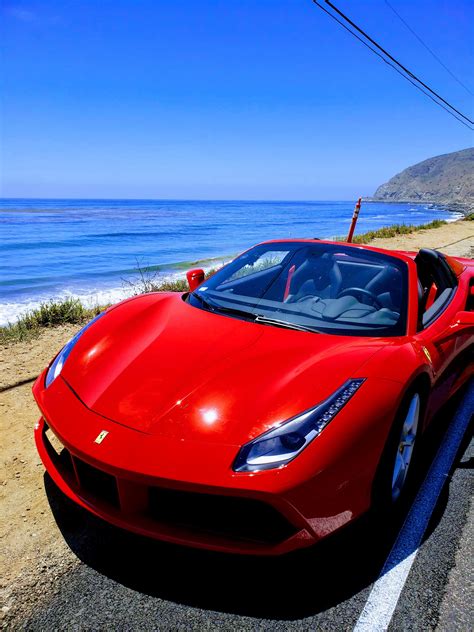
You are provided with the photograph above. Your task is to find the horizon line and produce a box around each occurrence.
[0,196,394,204]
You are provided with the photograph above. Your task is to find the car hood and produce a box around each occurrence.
[62,293,386,445]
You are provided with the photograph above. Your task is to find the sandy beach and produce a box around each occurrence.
[1,219,473,625]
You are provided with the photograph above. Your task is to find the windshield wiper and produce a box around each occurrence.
[254,315,318,333]
[191,292,256,320]
[211,304,257,320]
[191,292,317,332]
[190,291,216,311]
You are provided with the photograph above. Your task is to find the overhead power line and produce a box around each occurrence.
[311,1,473,130]
[311,0,474,131]
[384,0,473,96]
[321,0,473,125]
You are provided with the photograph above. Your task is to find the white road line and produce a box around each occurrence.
[354,381,474,632]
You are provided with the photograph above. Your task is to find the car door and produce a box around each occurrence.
[413,253,473,420]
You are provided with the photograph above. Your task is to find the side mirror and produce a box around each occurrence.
[186,268,205,292]
[434,310,474,345]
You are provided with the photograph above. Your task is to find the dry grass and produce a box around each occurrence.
[335,219,447,244]
[0,298,104,345]
[123,264,218,295]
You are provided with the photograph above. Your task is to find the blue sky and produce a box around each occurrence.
[1,0,473,200]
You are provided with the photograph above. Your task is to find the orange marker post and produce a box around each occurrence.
[347,197,362,243]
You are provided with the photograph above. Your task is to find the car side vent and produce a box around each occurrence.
[467,278,474,311]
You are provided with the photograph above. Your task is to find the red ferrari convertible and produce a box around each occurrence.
[33,240,473,554]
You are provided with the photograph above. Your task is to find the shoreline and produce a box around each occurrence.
[1,199,464,327]
[0,216,472,338]
[1,214,472,330]
[363,198,473,216]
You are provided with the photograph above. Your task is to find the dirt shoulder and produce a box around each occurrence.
[0,221,472,625]
[0,325,82,625]
[368,219,473,258]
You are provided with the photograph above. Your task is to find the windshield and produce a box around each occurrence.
[187,242,408,336]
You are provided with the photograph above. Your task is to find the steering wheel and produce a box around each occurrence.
[337,287,383,309]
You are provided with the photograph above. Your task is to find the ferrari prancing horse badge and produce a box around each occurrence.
[94,430,109,444]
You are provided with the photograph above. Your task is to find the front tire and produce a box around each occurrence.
[373,388,424,512]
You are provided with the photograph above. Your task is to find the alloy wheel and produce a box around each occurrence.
[391,393,420,502]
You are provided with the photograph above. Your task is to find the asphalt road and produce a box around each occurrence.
[20,385,474,631]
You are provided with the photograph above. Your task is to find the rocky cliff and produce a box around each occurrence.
[372,147,474,212]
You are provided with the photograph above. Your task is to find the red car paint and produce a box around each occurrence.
[33,240,474,554]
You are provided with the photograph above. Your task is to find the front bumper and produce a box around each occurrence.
[33,372,401,555]
[36,416,315,554]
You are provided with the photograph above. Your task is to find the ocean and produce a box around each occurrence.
[0,198,462,326]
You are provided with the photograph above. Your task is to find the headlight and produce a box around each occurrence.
[233,379,365,472]
[45,312,105,388]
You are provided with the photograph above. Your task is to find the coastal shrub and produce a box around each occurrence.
[150,268,218,292]
[149,277,189,292]
[0,298,103,344]
[124,262,219,296]
[24,297,88,327]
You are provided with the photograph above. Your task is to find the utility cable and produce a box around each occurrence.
[384,0,473,96]
[311,0,473,130]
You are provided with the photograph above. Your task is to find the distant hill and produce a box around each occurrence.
[372,148,474,212]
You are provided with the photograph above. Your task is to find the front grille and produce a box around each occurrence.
[148,487,296,545]
[74,458,120,509]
